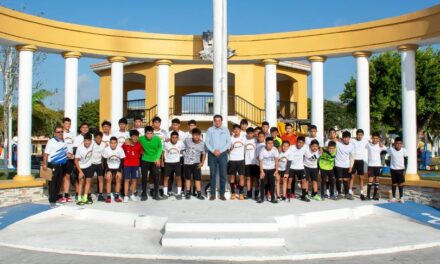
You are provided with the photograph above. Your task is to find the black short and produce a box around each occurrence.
[352,160,365,175]
[164,162,182,177]
[391,169,405,184]
[278,170,288,178]
[368,166,382,177]
[289,169,305,180]
[65,159,74,175]
[245,164,259,178]
[80,166,94,179]
[228,160,245,176]
[106,168,122,177]
[335,166,351,179]
[183,164,201,181]
[304,167,319,181]
[91,163,104,177]
[320,169,335,179]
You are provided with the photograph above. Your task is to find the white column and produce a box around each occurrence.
[399,44,419,181]
[308,56,326,143]
[353,51,371,138]
[213,0,222,117]
[14,45,37,181]
[220,0,228,125]
[156,60,172,131]
[263,59,278,127]
[63,51,81,137]
[108,56,127,130]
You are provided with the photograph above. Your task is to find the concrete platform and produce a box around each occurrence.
[0,198,439,261]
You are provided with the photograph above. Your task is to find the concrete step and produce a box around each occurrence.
[165,218,278,233]
[161,231,285,247]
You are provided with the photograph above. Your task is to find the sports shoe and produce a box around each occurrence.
[257,198,264,203]
[399,198,405,204]
[365,196,372,201]
[346,194,354,200]
[76,200,85,206]
[239,194,244,200]
[159,189,164,196]
[65,196,73,203]
[320,195,326,201]
[330,195,338,200]
[97,194,105,202]
[197,193,205,200]
[57,197,66,204]
[270,198,278,204]
[301,195,310,202]
[337,194,344,200]
[161,195,168,200]
[324,194,329,199]
[360,194,366,201]
[115,196,123,203]
[373,194,380,201]
[86,198,93,205]
[130,195,138,202]
[105,196,111,203]
[123,196,129,203]
[185,192,191,200]
[176,193,183,200]
[290,193,296,199]
[140,195,148,201]
[312,195,322,201]
[281,196,286,201]
[389,198,398,203]
[75,195,79,202]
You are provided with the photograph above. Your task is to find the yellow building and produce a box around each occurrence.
[92,60,310,130]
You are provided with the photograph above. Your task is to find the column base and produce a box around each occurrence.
[13,175,35,182]
[405,173,420,181]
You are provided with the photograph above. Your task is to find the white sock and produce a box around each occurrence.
[163,187,168,195]
[177,187,182,195]
[349,189,353,195]
[149,184,154,189]
[326,189,330,196]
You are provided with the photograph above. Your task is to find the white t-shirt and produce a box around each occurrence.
[102,146,126,169]
[45,138,68,164]
[351,138,369,161]
[244,138,258,165]
[135,127,145,136]
[91,142,106,165]
[153,128,168,145]
[102,133,112,147]
[278,150,290,171]
[164,141,185,163]
[63,130,75,155]
[73,134,84,148]
[168,130,186,142]
[366,142,387,167]
[288,145,306,170]
[306,136,323,147]
[324,138,337,147]
[75,143,94,169]
[335,141,355,168]
[259,147,279,170]
[303,147,321,168]
[112,130,130,147]
[229,135,246,161]
[388,147,407,170]
[255,142,266,161]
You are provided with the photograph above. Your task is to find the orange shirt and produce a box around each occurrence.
[281,133,297,145]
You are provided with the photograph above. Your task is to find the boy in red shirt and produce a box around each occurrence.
[281,123,297,145]
[122,130,143,202]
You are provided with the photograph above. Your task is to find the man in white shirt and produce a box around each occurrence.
[61,117,75,203]
[335,131,355,200]
[350,129,369,200]
[388,137,408,203]
[288,136,307,201]
[366,132,387,200]
[228,124,246,200]
[258,137,279,204]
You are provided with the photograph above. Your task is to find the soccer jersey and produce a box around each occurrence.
[112,130,130,146]
[282,133,297,145]
[319,149,336,170]
[102,146,126,169]
[102,133,112,147]
[153,128,168,145]
[259,147,279,170]
[366,142,387,167]
[45,137,67,164]
[255,142,266,161]
[306,136,322,147]
[63,130,75,155]
[351,138,369,160]
[244,138,258,165]
[75,143,94,169]
[303,147,321,168]
[229,135,246,161]
[164,141,185,163]
[183,138,205,165]
[288,145,306,170]
[388,147,408,170]
[91,142,106,165]
[335,141,355,168]
[122,142,143,167]
[278,150,290,171]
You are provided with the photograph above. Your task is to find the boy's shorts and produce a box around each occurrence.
[304,167,319,181]
[335,166,350,179]
[390,169,405,184]
[368,166,382,177]
[164,162,182,177]
[228,160,245,176]
[91,163,104,177]
[320,169,335,179]
[245,164,259,178]
[183,164,201,181]
[80,166,94,179]
[124,166,140,180]
[289,169,305,180]
[65,159,75,175]
[352,160,365,175]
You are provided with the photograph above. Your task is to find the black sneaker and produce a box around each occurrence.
[87,198,93,204]
[159,189,164,196]
[197,193,205,200]
[301,195,311,202]
[373,194,380,201]
[176,194,183,200]
[185,192,191,200]
[97,194,105,202]
[270,198,278,204]
[161,195,168,200]
[140,195,148,201]
[366,196,372,201]
[360,194,366,201]
[337,194,344,200]
[346,194,354,200]
[257,198,264,203]
[149,189,154,197]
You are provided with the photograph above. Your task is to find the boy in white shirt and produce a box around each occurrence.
[244,127,258,199]
[335,131,355,200]
[279,141,292,201]
[112,118,130,147]
[349,129,369,200]
[255,131,266,199]
[228,124,246,200]
[163,131,185,199]
[366,132,387,200]
[306,125,322,147]
[258,137,279,203]
[61,117,75,203]
[102,137,126,203]
[101,121,112,147]
[91,132,106,202]
[74,133,94,205]
[304,139,322,201]
[134,117,145,136]
[288,136,308,201]
[239,119,248,137]
[152,116,168,196]
[388,137,408,203]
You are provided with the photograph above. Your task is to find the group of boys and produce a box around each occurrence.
[43,116,408,207]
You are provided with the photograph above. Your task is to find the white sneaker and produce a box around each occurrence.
[130,195,138,202]
[399,198,405,204]
[389,198,397,203]
[123,196,129,203]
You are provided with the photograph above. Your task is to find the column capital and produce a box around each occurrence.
[15,45,37,52]
[397,44,418,52]
[62,51,82,59]
[307,56,327,62]
[156,59,173,66]
[352,51,372,58]
[107,56,127,63]
[262,59,278,65]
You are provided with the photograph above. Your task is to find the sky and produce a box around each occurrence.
[0,0,439,109]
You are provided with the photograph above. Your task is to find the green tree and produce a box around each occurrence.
[78,100,99,130]
[307,98,355,132]
[31,89,63,136]
[340,47,440,135]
